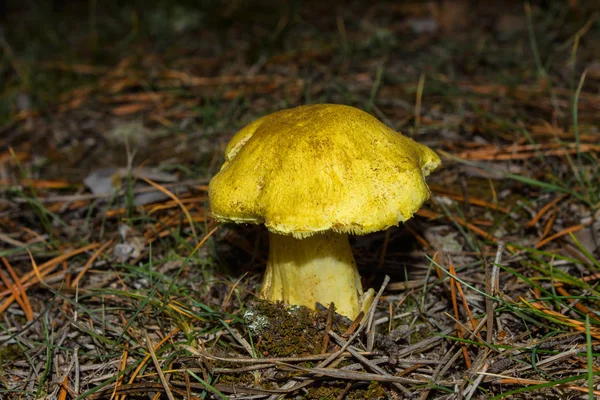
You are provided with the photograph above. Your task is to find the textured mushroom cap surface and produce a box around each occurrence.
[209,104,441,238]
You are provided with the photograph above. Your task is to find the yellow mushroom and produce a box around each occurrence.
[209,104,441,318]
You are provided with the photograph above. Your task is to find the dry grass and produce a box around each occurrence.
[1,1,599,399]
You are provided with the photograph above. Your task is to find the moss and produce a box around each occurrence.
[216,372,255,386]
[0,343,23,363]
[409,324,434,344]
[305,383,343,399]
[360,381,387,399]
[245,300,350,357]
[211,300,379,397]
[304,381,387,400]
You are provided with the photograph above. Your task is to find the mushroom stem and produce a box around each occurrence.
[260,231,364,318]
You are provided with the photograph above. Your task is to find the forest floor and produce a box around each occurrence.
[1,1,600,399]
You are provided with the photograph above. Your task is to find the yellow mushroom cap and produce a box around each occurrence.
[209,104,441,238]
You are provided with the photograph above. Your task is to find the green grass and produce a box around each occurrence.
[1,1,600,399]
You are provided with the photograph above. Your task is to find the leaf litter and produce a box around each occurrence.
[1,1,599,399]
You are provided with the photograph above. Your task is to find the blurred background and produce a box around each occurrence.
[2,0,597,180]
[2,2,600,399]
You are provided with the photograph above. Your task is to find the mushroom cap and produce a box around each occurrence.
[209,104,441,238]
